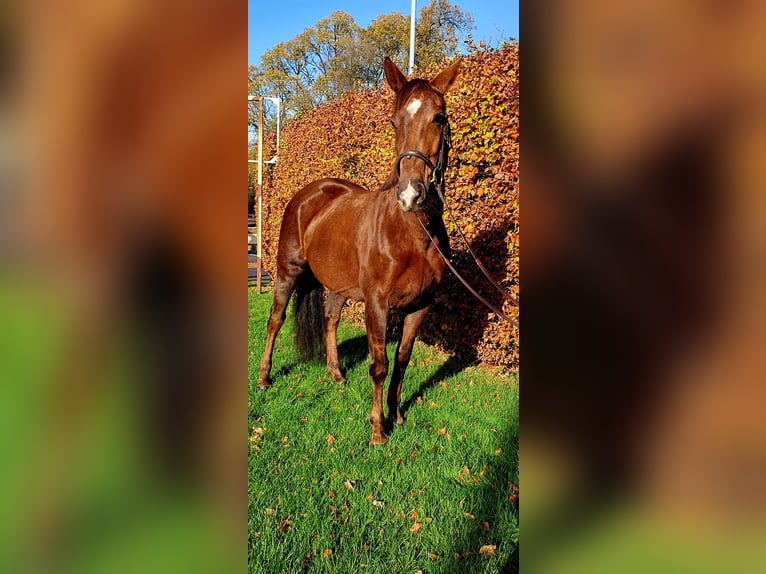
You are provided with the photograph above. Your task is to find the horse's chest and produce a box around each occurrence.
[389,251,444,307]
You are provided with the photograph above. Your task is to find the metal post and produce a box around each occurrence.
[256,97,263,294]
[408,0,416,75]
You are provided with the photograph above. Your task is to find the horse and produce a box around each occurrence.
[257,57,461,445]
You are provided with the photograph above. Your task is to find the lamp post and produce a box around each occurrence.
[408,0,416,75]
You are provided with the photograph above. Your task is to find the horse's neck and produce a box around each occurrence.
[418,189,446,226]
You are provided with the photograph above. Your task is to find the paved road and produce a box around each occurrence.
[248,253,271,285]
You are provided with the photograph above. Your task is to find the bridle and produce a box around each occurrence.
[394,120,451,203]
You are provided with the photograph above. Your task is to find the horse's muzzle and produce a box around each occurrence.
[397,179,426,212]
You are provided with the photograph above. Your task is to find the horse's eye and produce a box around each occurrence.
[433,113,447,125]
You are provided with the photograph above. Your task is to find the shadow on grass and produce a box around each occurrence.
[262,334,369,386]
[398,353,518,573]
[399,353,471,420]
[337,334,370,375]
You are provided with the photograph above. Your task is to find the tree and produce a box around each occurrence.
[248,1,474,122]
[415,0,474,70]
[363,13,410,83]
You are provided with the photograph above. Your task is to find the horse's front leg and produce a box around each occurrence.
[387,305,430,425]
[365,296,389,445]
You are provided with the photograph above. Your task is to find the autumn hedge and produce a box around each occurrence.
[257,44,518,372]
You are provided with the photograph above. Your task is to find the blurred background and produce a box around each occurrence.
[1,1,246,572]
[522,0,766,571]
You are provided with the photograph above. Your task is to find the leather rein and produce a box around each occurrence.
[394,119,518,326]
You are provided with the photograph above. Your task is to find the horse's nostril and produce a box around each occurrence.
[397,179,425,210]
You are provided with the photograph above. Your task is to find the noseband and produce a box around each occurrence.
[394,120,451,203]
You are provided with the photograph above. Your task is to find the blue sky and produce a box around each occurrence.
[248,0,519,66]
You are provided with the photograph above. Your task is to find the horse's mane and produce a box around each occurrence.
[376,171,399,192]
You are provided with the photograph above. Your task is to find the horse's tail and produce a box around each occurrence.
[293,269,325,361]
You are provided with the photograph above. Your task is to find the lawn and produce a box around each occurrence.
[248,289,519,573]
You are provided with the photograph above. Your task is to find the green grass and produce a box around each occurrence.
[248,289,519,573]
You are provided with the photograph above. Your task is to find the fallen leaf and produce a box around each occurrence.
[326,434,336,444]
[464,512,475,520]
[328,490,335,499]
[495,448,503,456]
[365,492,374,501]
[509,494,518,502]
[483,521,490,531]
[372,500,384,507]
[408,511,419,522]
[277,519,291,532]
[415,396,423,405]
[322,549,332,558]
[427,552,439,560]
[343,480,355,491]
[264,508,275,516]
[410,522,423,534]
[479,544,496,556]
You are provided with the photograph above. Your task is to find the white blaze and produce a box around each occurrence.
[406,98,422,116]
[399,181,419,210]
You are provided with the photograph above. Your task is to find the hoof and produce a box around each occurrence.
[387,410,405,426]
[255,379,271,391]
[328,370,346,384]
[369,434,388,446]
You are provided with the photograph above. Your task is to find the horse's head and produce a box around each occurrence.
[384,57,461,212]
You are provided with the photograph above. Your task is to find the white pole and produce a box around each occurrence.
[408,0,416,75]
[270,97,281,155]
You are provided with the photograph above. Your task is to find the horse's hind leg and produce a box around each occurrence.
[257,264,301,390]
[387,305,430,425]
[324,291,347,383]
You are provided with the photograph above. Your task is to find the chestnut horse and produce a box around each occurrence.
[257,57,461,445]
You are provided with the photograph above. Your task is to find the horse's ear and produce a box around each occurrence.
[429,57,462,94]
[383,57,407,93]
